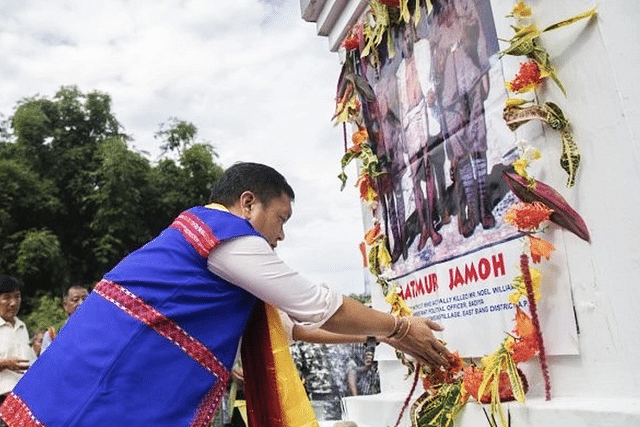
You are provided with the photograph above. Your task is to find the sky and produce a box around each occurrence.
[0,0,369,296]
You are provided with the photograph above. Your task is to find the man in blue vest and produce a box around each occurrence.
[0,162,450,427]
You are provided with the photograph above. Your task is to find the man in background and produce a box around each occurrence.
[40,284,89,353]
[0,276,34,409]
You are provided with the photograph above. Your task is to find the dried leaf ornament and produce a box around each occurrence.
[503,171,590,241]
[365,222,391,275]
[469,344,527,427]
[338,135,385,190]
[361,1,393,60]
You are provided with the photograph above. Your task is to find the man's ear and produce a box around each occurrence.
[238,191,256,218]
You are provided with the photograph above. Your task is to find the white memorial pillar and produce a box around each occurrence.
[301,1,640,426]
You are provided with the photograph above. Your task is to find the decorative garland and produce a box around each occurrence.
[333,1,595,426]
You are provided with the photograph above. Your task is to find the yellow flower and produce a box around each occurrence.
[377,241,392,267]
[513,158,529,178]
[510,267,542,304]
[512,1,532,18]
[385,287,412,317]
[522,146,541,162]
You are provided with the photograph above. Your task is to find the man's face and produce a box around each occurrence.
[0,290,21,323]
[63,287,89,316]
[246,192,293,249]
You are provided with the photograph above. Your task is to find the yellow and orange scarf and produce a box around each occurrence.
[241,302,319,427]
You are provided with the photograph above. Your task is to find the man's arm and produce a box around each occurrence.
[292,325,369,344]
[209,237,451,370]
[321,296,451,369]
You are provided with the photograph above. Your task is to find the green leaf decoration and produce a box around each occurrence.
[410,383,464,427]
[505,353,526,404]
[400,0,411,23]
[560,128,580,187]
[362,1,391,59]
[528,46,566,96]
[542,6,597,33]
[368,243,381,275]
[338,148,361,190]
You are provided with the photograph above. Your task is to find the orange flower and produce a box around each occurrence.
[364,222,382,245]
[351,128,368,146]
[462,366,522,403]
[423,351,464,391]
[507,61,544,93]
[528,235,555,263]
[357,174,378,203]
[504,201,553,231]
[506,307,539,363]
[343,24,362,51]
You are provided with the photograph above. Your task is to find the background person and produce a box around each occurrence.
[347,346,380,396]
[29,330,45,358]
[40,284,89,353]
[0,276,35,407]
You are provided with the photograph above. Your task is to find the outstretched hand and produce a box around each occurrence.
[383,317,452,370]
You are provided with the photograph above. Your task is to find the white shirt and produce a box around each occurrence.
[207,235,343,330]
[0,316,36,395]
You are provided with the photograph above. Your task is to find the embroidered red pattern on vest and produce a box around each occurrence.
[94,280,230,427]
[170,211,219,257]
[0,393,46,427]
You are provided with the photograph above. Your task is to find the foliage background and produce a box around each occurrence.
[0,86,224,330]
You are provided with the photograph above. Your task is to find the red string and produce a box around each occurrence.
[393,364,421,427]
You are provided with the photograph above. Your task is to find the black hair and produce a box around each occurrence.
[63,283,89,300]
[0,275,23,295]
[209,162,295,207]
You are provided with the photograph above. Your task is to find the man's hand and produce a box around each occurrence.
[385,317,452,370]
[0,357,30,373]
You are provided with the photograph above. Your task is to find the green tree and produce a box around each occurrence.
[23,294,66,335]
[1,87,224,302]
[155,117,197,157]
[87,137,155,271]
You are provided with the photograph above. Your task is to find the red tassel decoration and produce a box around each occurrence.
[520,253,552,400]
